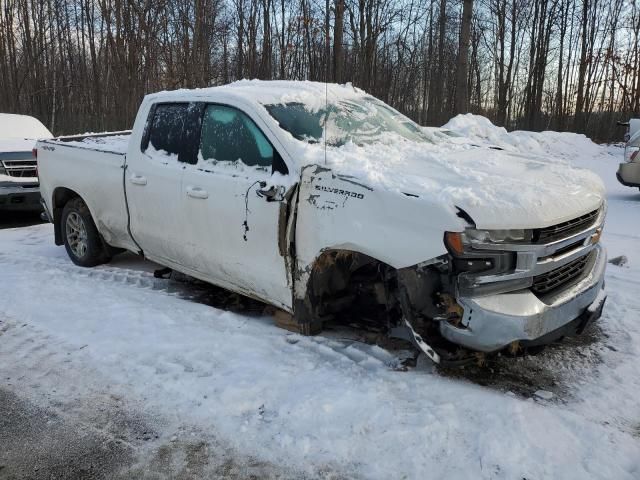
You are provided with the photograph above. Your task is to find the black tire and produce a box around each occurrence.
[61,197,110,267]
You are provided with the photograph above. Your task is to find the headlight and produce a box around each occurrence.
[443,232,517,277]
[464,228,531,244]
[445,229,532,254]
[444,231,528,297]
[0,163,5,175]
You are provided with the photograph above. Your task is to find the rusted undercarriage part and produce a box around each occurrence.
[294,250,479,366]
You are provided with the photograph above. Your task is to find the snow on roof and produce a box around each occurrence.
[148,80,369,111]
[0,113,52,140]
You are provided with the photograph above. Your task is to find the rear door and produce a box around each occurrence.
[125,102,202,265]
[179,103,294,309]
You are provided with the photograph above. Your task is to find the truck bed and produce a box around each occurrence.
[37,130,137,253]
[42,131,131,155]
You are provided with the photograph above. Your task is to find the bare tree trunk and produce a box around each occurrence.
[455,0,473,114]
[333,0,344,83]
[259,0,272,79]
[575,0,590,131]
[236,0,244,79]
[428,0,447,123]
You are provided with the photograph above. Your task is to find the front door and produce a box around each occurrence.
[180,104,294,309]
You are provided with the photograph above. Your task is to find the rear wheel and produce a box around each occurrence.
[61,197,110,267]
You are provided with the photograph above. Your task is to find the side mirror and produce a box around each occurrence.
[257,182,286,202]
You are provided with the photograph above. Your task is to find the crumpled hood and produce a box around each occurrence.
[325,142,605,230]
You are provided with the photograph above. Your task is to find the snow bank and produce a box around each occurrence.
[443,113,605,163]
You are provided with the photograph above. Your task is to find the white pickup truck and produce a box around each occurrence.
[37,81,607,365]
[1,113,52,211]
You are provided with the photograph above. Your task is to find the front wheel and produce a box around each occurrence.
[61,197,110,267]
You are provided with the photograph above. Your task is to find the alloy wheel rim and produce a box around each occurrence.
[65,212,88,258]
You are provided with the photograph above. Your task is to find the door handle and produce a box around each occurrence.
[129,174,147,186]
[186,185,209,199]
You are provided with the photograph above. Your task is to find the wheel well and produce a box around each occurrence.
[52,187,81,245]
[299,249,397,329]
[297,249,454,336]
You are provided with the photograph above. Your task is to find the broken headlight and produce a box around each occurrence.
[445,231,518,272]
[462,228,532,245]
[444,229,532,256]
[444,231,531,297]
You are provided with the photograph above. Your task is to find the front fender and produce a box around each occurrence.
[293,164,465,299]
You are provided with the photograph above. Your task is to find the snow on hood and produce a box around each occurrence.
[0,137,37,153]
[291,130,604,230]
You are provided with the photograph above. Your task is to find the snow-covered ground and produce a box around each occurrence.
[1,116,639,479]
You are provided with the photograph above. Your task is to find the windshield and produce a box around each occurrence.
[265,97,431,146]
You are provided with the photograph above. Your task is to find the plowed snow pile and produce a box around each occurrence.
[444,114,604,161]
[1,115,639,479]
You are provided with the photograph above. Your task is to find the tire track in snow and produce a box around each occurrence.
[0,251,404,377]
[2,233,640,478]
[0,250,611,393]
[0,251,172,292]
[0,314,318,479]
[0,250,628,403]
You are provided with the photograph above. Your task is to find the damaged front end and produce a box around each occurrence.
[295,249,476,366]
[291,164,607,366]
[392,207,608,364]
[391,256,477,366]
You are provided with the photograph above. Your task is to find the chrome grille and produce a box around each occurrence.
[1,159,37,178]
[533,209,599,243]
[532,252,592,295]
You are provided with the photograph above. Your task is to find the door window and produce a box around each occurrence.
[199,105,274,169]
[142,103,202,164]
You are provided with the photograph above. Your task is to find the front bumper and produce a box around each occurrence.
[0,183,42,211]
[617,162,640,187]
[440,243,607,352]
